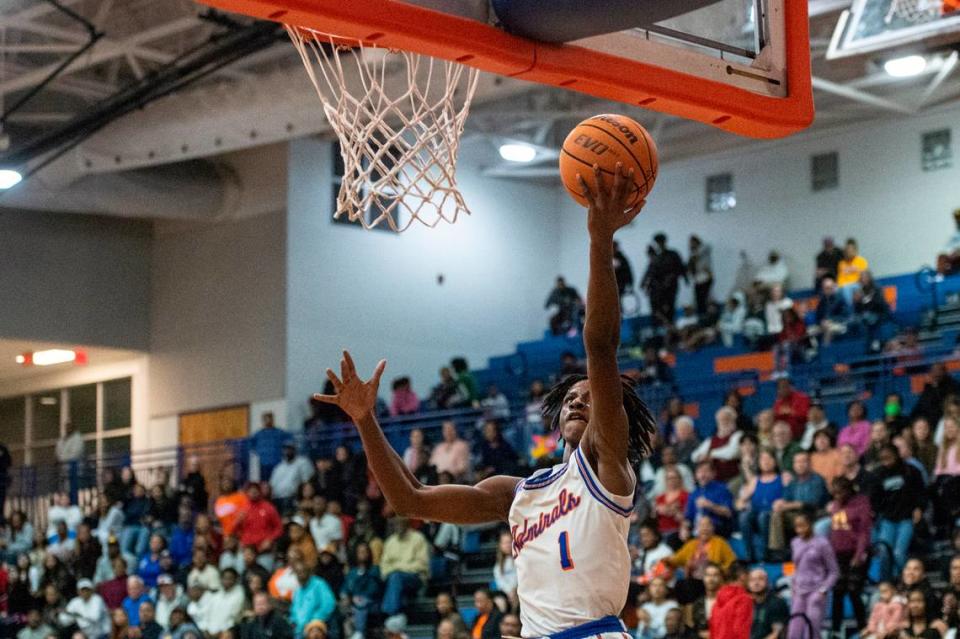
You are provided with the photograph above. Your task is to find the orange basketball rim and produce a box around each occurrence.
[195,0,815,139]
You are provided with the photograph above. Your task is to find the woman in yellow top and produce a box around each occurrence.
[667,516,737,581]
[837,238,868,289]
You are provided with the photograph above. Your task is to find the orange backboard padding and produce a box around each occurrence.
[714,351,775,375]
[195,0,814,138]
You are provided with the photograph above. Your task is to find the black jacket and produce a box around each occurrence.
[239,612,294,639]
[472,609,503,639]
[870,462,925,521]
[910,376,960,424]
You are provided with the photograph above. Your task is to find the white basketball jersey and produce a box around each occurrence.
[509,446,633,638]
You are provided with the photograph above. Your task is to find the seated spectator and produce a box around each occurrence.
[881,392,910,437]
[401,428,434,484]
[342,542,381,639]
[672,419,701,467]
[469,589,502,639]
[755,409,774,448]
[654,468,690,538]
[901,589,947,638]
[219,535,243,574]
[185,583,213,635]
[838,400,872,457]
[429,367,463,410]
[179,456,209,513]
[728,434,758,497]
[429,422,472,482]
[434,592,468,639]
[287,516,318,570]
[636,346,674,387]
[193,513,223,561]
[380,518,429,621]
[660,397,686,444]
[763,284,793,337]
[768,451,828,554]
[814,278,849,345]
[251,412,292,482]
[545,276,584,337]
[238,483,283,559]
[651,446,695,498]
[1,510,35,564]
[852,270,889,351]
[691,407,742,483]
[97,558,130,610]
[557,351,587,381]
[270,443,315,513]
[120,484,150,559]
[307,495,343,566]
[214,478,250,541]
[389,377,420,417]
[894,433,930,487]
[450,357,479,406]
[910,417,939,475]
[722,391,753,435]
[268,549,303,603]
[110,608,131,639]
[667,518,736,598]
[138,601,163,639]
[47,491,83,537]
[754,251,789,292]
[747,569,788,639]
[62,579,110,639]
[736,449,783,563]
[708,562,752,639]
[837,238,869,299]
[480,385,510,422]
[933,417,960,534]
[864,421,892,471]
[493,531,517,607]
[121,576,151,627]
[839,443,876,496]
[809,430,842,487]
[941,556,960,628]
[524,380,546,431]
[633,522,674,586]
[862,580,907,639]
[772,378,810,441]
[769,421,801,473]
[636,577,678,639]
[772,308,808,370]
[240,591,293,639]
[202,568,245,636]
[137,534,166,589]
[911,362,960,425]
[47,520,76,562]
[17,609,54,639]
[799,403,836,450]
[499,614,522,639]
[684,563,723,639]
[186,548,221,592]
[168,510,194,569]
[815,237,843,290]
[155,575,185,630]
[787,512,838,639]
[166,605,202,639]
[898,559,940,618]
[684,462,734,538]
[718,295,746,348]
[662,608,695,639]
[871,445,926,581]
[476,421,519,479]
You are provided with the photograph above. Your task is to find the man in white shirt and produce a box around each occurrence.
[200,568,246,636]
[269,443,314,510]
[61,579,110,639]
[56,423,85,463]
[155,574,186,630]
[186,548,222,592]
[309,497,344,553]
[754,250,789,291]
[47,492,83,536]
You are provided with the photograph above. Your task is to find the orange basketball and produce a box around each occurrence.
[560,114,658,209]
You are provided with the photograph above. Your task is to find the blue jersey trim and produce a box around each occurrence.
[573,448,633,517]
[548,616,626,639]
[521,464,569,490]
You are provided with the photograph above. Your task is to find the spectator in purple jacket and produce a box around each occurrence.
[837,400,872,457]
[827,476,873,635]
[789,511,838,638]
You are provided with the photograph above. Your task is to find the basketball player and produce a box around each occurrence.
[316,164,656,639]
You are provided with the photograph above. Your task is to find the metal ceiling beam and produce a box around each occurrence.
[920,50,960,106]
[2,19,89,44]
[0,17,200,96]
[812,76,914,114]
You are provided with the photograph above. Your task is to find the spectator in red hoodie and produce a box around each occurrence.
[772,378,810,440]
[827,476,873,636]
[238,483,283,557]
[709,562,752,639]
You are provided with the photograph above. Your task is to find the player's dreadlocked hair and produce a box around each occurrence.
[541,373,657,468]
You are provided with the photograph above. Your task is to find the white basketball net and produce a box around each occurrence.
[886,0,942,23]
[286,26,480,232]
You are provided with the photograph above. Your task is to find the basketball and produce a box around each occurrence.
[559,114,659,209]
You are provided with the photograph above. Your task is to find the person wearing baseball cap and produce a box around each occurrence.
[62,579,110,639]
[155,574,185,630]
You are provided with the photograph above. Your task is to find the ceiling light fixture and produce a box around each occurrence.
[884,54,928,78]
[499,142,538,163]
[0,169,22,189]
[17,349,86,367]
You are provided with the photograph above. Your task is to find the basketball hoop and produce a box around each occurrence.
[286,26,480,232]
[885,0,943,24]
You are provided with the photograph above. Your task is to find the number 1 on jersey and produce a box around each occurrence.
[558,531,575,571]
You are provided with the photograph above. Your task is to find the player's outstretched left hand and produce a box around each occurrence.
[313,351,386,423]
[578,162,645,239]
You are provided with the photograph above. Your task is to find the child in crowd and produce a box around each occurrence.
[862,581,906,639]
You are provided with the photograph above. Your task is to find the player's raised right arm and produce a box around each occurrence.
[315,351,518,525]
